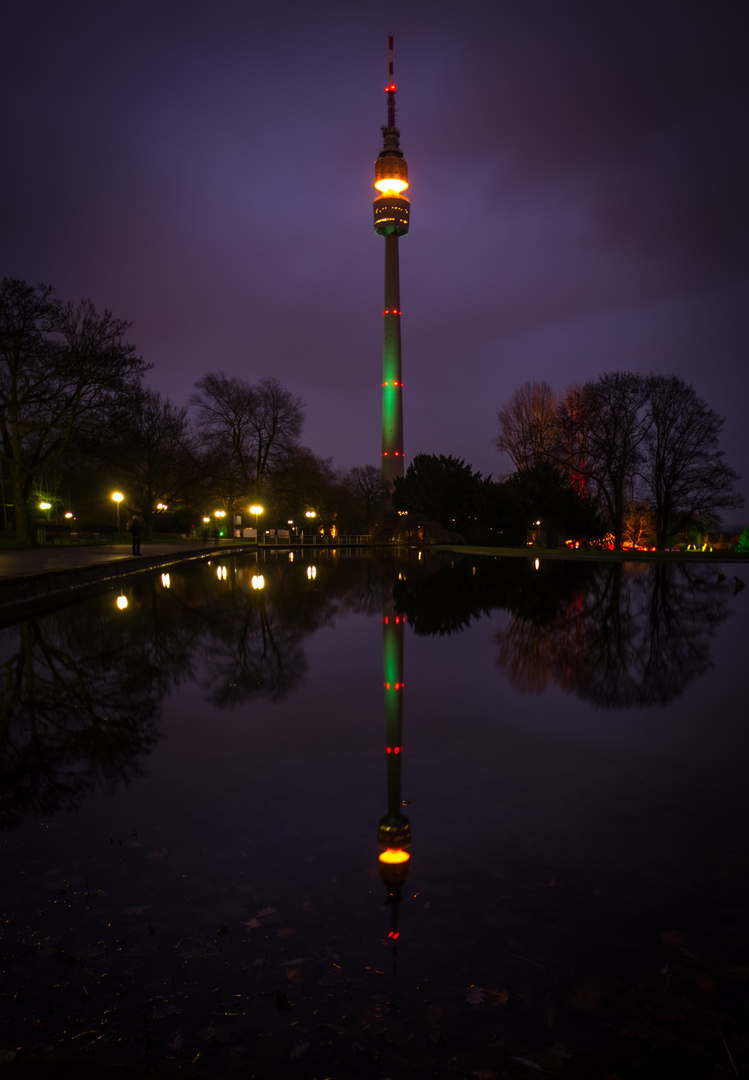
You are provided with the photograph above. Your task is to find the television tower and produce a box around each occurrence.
[374,36,410,489]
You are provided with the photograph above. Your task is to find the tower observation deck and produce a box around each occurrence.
[374,36,409,488]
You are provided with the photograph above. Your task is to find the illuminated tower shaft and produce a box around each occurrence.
[374,36,410,488]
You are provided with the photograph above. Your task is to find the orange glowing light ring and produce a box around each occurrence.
[379,849,410,864]
[375,177,409,194]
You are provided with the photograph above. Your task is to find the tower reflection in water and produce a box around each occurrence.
[377,585,410,974]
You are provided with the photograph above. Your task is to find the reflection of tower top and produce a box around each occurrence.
[378,589,410,973]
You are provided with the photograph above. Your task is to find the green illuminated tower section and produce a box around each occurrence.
[377,589,410,973]
[374,36,410,489]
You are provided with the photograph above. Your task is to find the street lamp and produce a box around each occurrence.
[249,504,263,544]
[112,491,124,534]
[305,509,316,544]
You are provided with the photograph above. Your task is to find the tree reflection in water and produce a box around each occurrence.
[495,561,733,706]
[0,555,384,829]
[393,555,733,708]
[0,609,163,830]
[192,556,383,707]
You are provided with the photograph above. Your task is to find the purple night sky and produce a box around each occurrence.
[3,1,748,517]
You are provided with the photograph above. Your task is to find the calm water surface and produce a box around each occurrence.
[1,551,747,1079]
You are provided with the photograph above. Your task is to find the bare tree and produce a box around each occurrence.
[556,383,590,495]
[0,278,147,547]
[557,372,649,548]
[642,374,743,549]
[494,380,558,471]
[190,372,304,499]
[498,370,743,551]
[348,464,388,528]
[97,386,197,537]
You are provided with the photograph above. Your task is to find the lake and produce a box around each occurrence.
[1,549,747,1079]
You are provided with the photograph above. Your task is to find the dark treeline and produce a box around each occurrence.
[494,376,744,549]
[0,279,386,547]
[390,452,603,547]
[381,378,743,551]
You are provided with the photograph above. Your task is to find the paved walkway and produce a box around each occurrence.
[0,540,263,623]
[0,540,242,581]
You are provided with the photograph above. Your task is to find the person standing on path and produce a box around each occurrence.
[128,513,143,555]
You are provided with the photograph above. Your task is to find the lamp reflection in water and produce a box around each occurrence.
[378,587,410,974]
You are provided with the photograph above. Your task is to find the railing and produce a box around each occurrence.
[258,534,372,547]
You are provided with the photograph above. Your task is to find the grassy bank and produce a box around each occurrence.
[438,544,749,564]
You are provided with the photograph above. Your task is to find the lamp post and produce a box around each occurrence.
[249,504,263,544]
[112,491,124,536]
[305,509,316,546]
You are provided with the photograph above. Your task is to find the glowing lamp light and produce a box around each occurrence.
[375,177,409,194]
[307,565,317,580]
[249,505,263,515]
[116,594,128,610]
[379,849,410,865]
[251,575,265,590]
[65,512,73,520]
[202,516,210,524]
[214,509,226,518]
[112,492,124,504]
